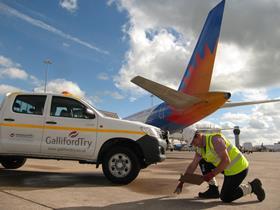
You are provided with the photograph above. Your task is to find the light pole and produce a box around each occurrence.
[43,59,52,93]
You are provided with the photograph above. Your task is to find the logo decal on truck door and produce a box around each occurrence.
[45,131,92,149]
[69,131,79,138]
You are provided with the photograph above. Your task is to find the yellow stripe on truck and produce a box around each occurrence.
[0,123,145,135]
[0,123,43,129]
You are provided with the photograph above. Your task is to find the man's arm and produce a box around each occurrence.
[174,152,201,194]
[211,135,230,176]
[184,152,201,175]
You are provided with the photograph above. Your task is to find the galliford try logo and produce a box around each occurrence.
[46,131,92,149]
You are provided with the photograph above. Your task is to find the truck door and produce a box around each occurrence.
[0,94,46,154]
[41,96,97,159]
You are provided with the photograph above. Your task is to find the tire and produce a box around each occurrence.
[0,157,26,169]
[102,146,140,184]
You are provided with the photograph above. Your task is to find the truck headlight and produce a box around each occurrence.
[140,126,160,139]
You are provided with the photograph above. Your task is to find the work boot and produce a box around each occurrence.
[198,185,220,199]
[249,178,265,202]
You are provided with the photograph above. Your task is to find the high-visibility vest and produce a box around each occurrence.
[196,133,249,176]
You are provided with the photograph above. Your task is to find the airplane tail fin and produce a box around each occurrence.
[178,0,225,95]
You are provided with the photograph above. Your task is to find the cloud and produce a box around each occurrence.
[0,56,101,107]
[0,55,19,67]
[97,73,110,81]
[0,67,28,80]
[0,55,43,89]
[34,78,85,97]
[114,28,189,95]
[30,75,43,86]
[240,89,269,101]
[62,42,70,47]
[0,55,29,80]
[0,2,108,54]
[207,102,280,145]
[221,112,251,125]
[104,91,125,100]
[59,0,78,13]
[88,95,103,105]
[112,0,280,98]
[210,43,254,92]
[249,118,269,130]
[0,84,22,95]
[129,97,137,102]
[0,55,102,108]
[33,78,103,106]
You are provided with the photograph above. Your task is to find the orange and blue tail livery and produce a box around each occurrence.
[178,0,225,95]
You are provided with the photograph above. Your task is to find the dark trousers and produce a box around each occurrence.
[199,159,248,203]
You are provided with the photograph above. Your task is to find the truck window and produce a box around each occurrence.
[50,96,92,119]
[12,95,46,115]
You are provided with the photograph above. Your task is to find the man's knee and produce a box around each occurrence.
[220,193,234,203]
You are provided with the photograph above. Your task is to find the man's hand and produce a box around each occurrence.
[174,182,184,194]
[203,171,215,182]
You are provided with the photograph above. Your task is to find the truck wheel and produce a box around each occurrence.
[1,157,26,169]
[102,146,140,184]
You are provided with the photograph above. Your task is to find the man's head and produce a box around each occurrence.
[188,128,204,147]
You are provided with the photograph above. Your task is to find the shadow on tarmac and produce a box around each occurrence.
[0,168,180,195]
[56,196,260,210]
[0,169,112,190]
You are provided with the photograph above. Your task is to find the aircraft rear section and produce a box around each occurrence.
[144,91,230,134]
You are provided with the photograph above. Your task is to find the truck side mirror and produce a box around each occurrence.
[86,108,96,119]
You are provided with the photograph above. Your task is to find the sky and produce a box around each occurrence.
[0,0,279,146]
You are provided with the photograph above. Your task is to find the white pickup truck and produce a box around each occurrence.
[0,92,167,184]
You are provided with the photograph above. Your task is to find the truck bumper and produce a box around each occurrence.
[136,135,167,166]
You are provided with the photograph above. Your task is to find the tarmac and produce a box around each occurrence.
[0,151,279,210]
